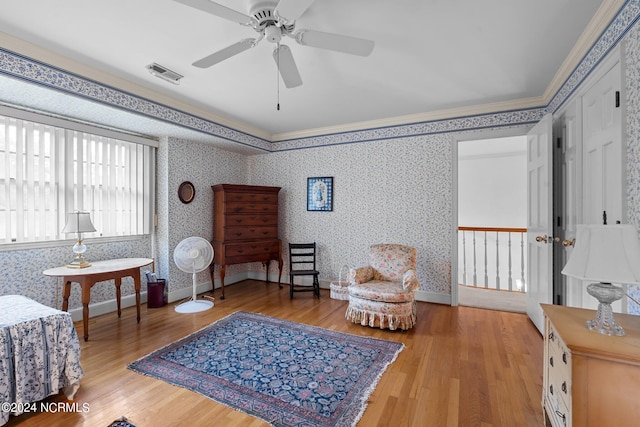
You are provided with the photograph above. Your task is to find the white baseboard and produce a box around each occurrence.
[68,292,148,322]
[416,289,451,305]
[68,274,451,321]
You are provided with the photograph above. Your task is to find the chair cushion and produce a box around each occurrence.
[369,244,417,281]
[348,266,374,284]
[348,281,414,303]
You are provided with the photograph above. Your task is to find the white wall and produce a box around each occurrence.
[458,136,527,228]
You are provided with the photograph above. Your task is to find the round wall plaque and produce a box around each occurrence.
[178,181,195,204]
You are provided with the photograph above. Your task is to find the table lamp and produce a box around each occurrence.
[62,211,96,268]
[561,224,640,336]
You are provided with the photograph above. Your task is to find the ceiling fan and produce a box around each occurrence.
[174,0,375,88]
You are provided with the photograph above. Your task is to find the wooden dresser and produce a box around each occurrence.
[542,304,640,427]
[211,184,283,299]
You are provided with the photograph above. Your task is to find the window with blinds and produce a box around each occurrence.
[0,108,156,246]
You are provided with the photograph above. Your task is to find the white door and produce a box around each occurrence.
[527,113,554,334]
[553,101,582,306]
[582,61,623,226]
[569,58,625,311]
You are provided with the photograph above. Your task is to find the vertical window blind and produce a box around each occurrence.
[0,109,156,245]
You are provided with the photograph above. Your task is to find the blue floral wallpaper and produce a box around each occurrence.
[0,238,151,311]
[157,137,249,298]
[251,134,453,296]
[624,19,640,314]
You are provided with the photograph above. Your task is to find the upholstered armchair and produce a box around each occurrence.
[345,244,419,330]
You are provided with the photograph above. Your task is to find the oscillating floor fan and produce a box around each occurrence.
[173,236,215,314]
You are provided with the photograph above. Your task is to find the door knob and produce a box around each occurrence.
[536,235,551,243]
[562,239,575,247]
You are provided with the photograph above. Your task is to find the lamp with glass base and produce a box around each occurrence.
[561,224,640,336]
[62,212,96,268]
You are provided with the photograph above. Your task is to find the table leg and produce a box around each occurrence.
[219,265,226,300]
[277,256,283,289]
[81,282,92,342]
[133,273,141,323]
[62,280,71,312]
[115,277,122,318]
[264,260,270,284]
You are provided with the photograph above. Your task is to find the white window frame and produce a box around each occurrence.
[0,105,157,251]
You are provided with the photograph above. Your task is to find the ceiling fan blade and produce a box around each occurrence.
[174,0,255,25]
[193,38,256,68]
[274,0,315,23]
[296,30,374,56]
[272,44,302,88]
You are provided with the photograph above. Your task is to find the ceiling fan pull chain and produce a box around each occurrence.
[276,43,281,111]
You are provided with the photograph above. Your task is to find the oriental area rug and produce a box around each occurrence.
[128,311,403,427]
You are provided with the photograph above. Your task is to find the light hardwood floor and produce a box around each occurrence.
[6,280,544,427]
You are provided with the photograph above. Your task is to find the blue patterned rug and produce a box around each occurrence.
[128,311,403,427]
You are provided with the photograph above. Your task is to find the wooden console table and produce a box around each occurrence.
[43,258,154,341]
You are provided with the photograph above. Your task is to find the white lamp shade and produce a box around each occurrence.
[62,212,96,234]
[561,224,640,285]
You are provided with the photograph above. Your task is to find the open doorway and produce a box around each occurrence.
[457,135,528,312]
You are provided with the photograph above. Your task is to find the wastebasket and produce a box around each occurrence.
[147,279,167,308]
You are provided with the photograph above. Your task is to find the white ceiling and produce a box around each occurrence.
[0,0,608,140]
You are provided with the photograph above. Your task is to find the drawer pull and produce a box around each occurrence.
[235,233,243,237]
[550,356,553,367]
[555,410,566,426]
[548,331,555,341]
[237,249,244,253]
[550,385,554,395]
[250,229,256,232]
[562,352,567,364]
[561,381,567,394]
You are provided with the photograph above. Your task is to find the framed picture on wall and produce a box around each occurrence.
[307,177,333,211]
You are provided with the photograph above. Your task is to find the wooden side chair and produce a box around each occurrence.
[288,242,320,299]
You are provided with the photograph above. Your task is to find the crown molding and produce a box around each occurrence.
[0,31,272,141]
[271,96,546,142]
[543,0,626,102]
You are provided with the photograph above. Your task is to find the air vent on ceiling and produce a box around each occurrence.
[146,63,183,85]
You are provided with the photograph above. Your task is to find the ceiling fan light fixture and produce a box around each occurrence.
[265,25,282,43]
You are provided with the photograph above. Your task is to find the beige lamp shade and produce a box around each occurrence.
[62,212,96,234]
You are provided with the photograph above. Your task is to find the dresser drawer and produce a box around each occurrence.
[225,213,277,226]
[223,226,278,241]
[545,319,572,427]
[221,241,280,264]
[224,192,278,204]
[225,201,278,214]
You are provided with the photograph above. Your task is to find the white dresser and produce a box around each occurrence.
[542,304,640,427]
